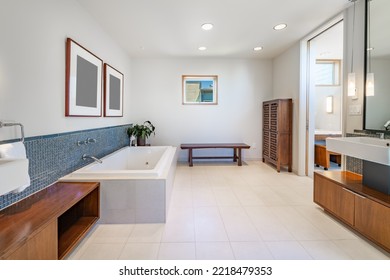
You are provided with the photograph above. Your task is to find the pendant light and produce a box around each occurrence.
[348,0,357,97]
[366,0,375,96]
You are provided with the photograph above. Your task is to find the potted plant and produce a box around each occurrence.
[127,120,155,146]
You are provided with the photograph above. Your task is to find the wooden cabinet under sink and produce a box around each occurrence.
[314,171,390,253]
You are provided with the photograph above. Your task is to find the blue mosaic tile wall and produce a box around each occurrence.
[345,131,390,175]
[0,124,131,210]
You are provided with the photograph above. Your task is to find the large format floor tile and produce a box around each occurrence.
[68,161,390,260]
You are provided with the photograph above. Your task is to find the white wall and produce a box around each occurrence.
[0,0,132,141]
[130,58,273,161]
[272,43,300,173]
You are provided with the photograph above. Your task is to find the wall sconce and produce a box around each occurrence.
[347,0,357,98]
[366,72,375,96]
[326,96,333,113]
[347,72,356,97]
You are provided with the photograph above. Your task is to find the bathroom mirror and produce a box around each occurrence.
[364,0,390,130]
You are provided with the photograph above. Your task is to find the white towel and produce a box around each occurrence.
[0,141,27,159]
[0,141,30,194]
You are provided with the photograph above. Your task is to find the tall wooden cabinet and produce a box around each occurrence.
[262,98,292,172]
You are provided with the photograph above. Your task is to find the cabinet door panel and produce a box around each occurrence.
[27,220,57,260]
[355,196,390,251]
[5,242,28,260]
[314,174,355,226]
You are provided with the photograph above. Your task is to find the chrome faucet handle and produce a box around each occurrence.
[77,140,87,146]
[377,132,385,139]
[86,138,97,143]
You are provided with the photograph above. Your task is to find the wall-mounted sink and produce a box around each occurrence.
[327,136,390,195]
[326,137,390,166]
[0,158,30,196]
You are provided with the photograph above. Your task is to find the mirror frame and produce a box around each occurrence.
[363,0,388,132]
[363,0,369,130]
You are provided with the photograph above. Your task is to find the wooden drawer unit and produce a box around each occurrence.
[0,182,99,260]
[314,171,390,253]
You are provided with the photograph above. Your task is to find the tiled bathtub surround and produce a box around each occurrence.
[345,131,390,175]
[0,124,131,210]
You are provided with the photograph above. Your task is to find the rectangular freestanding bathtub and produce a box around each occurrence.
[60,146,178,223]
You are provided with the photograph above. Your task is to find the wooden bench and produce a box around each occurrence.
[180,143,250,167]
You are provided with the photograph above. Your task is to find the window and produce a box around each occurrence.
[315,59,341,86]
[182,75,218,105]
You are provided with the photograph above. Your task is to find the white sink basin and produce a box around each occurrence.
[0,158,30,195]
[326,137,390,166]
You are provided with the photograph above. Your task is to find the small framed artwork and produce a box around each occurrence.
[104,64,124,117]
[182,75,218,105]
[65,38,103,116]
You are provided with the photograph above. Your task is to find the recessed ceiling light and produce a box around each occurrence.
[273,23,287,30]
[253,46,263,51]
[201,23,213,31]
[198,46,207,51]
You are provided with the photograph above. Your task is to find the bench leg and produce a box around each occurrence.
[237,148,242,166]
[233,148,238,162]
[188,149,193,167]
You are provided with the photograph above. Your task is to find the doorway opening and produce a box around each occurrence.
[298,16,344,177]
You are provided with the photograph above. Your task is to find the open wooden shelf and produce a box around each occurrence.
[58,216,99,259]
[0,182,100,260]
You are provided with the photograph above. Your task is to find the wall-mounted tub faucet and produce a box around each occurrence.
[82,154,102,164]
[385,120,390,131]
[77,138,97,146]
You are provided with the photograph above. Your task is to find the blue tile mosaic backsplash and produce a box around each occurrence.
[0,124,131,210]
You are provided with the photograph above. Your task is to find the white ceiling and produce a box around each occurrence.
[77,0,351,59]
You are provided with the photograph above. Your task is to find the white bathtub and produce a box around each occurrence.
[60,146,178,223]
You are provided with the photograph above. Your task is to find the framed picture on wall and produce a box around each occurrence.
[182,75,218,105]
[104,64,124,117]
[65,38,103,117]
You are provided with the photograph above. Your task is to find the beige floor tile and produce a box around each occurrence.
[245,206,295,241]
[119,243,160,260]
[219,206,261,241]
[127,224,164,243]
[69,161,389,260]
[300,240,351,260]
[266,241,312,260]
[78,243,124,260]
[194,207,228,242]
[196,242,235,260]
[270,206,329,240]
[333,239,390,260]
[158,243,196,260]
[231,242,274,260]
[92,224,135,243]
[193,188,217,207]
